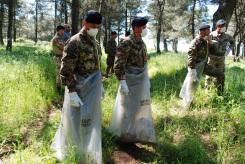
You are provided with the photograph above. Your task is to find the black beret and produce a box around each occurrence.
[84,10,102,24]
[111,31,117,35]
[216,19,226,26]
[199,23,210,31]
[131,17,148,27]
[56,25,65,31]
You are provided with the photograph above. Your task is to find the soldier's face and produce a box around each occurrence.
[58,29,65,36]
[204,28,210,36]
[112,34,117,39]
[217,24,225,33]
[84,21,100,30]
[133,25,146,36]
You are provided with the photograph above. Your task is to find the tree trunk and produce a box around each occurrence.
[71,0,80,36]
[35,0,38,43]
[54,0,57,34]
[191,0,196,39]
[235,36,242,57]
[172,38,178,53]
[6,0,13,51]
[163,38,168,52]
[156,15,162,54]
[0,3,4,45]
[13,0,16,42]
[64,0,68,24]
[125,7,127,35]
[212,0,237,31]
[117,20,120,43]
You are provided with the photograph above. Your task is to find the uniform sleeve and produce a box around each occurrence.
[60,40,79,91]
[52,38,65,51]
[187,39,197,69]
[114,40,130,80]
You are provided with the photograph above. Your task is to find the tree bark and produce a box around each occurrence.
[0,3,4,45]
[212,0,237,31]
[71,0,80,35]
[6,0,13,51]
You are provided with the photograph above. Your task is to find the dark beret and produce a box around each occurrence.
[131,17,148,27]
[216,19,226,26]
[84,10,102,24]
[56,25,65,31]
[199,23,210,31]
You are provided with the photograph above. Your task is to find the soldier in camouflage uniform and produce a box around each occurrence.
[205,19,235,93]
[180,24,225,107]
[52,10,103,163]
[51,25,65,91]
[109,17,156,144]
[105,31,117,77]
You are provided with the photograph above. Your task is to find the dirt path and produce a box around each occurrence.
[109,142,156,164]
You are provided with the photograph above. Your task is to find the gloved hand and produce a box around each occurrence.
[188,68,199,82]
[120,80,129,95]
[69,92,83,107]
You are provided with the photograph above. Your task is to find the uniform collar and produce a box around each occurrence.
[131,33,143,43]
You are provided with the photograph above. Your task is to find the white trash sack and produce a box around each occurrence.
[109,66,156,143]
[51,71,102,164]
[179,61,206,107]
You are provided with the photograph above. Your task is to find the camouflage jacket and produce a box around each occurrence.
[106,38,117,56]
[51,33,65,56]
[60,27,102,91]
[188,35,208,69]
[114,33,148,80]
[209,30,235,56]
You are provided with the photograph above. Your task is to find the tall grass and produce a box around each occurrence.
[0,42,57,142]
[1,42,244,164]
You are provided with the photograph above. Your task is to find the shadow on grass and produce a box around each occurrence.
[155,116,217,164]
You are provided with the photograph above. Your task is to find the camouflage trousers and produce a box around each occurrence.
[106,55,115,75]
[205,55,225,93]
[54,56,62,88]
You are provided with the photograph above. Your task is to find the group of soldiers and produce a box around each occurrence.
[50,9,235,163]
[51,24,71,92]
[180,19,235,107]
[51,10,154,163]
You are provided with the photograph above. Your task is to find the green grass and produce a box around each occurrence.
[0,42,244,164]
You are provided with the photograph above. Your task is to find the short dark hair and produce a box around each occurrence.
[56,25,65,31]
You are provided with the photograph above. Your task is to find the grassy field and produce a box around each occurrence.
[0,41,244,164]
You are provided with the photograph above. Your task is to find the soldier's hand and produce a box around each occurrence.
[120,80,129,95]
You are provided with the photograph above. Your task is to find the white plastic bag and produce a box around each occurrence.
[109,66,156,143]
[179,61,206,107]
[51,71,102,164]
